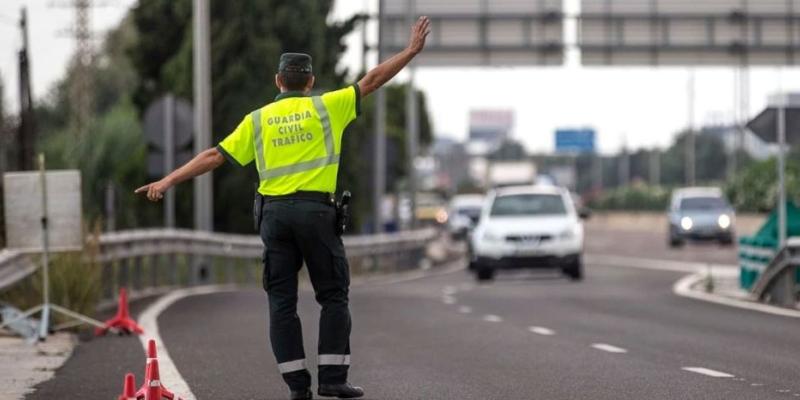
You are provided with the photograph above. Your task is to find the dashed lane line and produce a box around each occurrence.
[681,367,735,378]
[482,314,503,323]
[458,306,472,314]
[528,326,556,336]
[442,295,457,304]
[591,343,628,353]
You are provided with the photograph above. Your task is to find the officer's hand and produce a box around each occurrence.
[134,180,170,202]
[407,16,431,55]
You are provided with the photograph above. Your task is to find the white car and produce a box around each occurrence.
[469,185,585,281]
[447,194,485,240]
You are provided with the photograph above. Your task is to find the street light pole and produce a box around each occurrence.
[373,0,386,233]
[405,0,418,230]
[193,0,213,233]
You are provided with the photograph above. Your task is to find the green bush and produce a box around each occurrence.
[725,156,800,213]
[588,184,670,211]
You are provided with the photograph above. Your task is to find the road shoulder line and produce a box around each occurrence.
[137,284,239,400]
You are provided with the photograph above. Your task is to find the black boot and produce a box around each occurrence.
[290,388,313,400]
[317,383,364,398]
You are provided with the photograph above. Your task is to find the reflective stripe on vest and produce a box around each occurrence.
[251,96,337,181]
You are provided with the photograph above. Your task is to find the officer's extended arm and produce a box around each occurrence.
[357,16,430,97]
[135,147,225,202]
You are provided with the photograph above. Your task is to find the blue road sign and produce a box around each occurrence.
[555,128,596,154]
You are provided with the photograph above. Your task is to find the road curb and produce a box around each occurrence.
[672,272,800,319]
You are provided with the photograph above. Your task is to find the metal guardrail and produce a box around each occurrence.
[1,228,439,301]
[0,250,38,291]
[750,237,800,307]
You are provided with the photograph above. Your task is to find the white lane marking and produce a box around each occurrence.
[750,383,765,387]
[138,284,238,400]
[681,367,735,378]
[442,286,457,295]
[458,306,472,314]
[442,295,457,305]
[673,273,800,319]
[482,314,503,322]
[591,343,628,353]
[778,389,792,393]
[528,326,555,336]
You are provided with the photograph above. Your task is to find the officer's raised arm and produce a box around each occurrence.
[134,147,226,202]
[357,16,430,97]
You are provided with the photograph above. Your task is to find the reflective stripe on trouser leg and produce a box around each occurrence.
[277,359,307,374]
[318,354,351,366]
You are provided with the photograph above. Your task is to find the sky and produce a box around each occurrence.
[1,0,798,155]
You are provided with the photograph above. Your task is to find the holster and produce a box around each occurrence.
[254,192,264,232]
[335,191,352,236]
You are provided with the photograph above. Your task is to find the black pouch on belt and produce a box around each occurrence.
[335,190,352,236]
[254,191,264,232]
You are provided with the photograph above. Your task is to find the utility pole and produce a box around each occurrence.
[17,7,35,171]
[405,0,418,230]
[373,0,386,233]
[193,0,213,233]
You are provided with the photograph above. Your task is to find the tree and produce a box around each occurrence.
[128,0,360,232]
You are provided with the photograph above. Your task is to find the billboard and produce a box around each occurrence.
[381,0,565,66]
[555,128,596,153]
[469,109,514,143]
[580,0,800,66]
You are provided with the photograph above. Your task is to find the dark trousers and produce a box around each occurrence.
[260,199,352,390]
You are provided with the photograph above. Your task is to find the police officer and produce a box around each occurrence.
[135,16,430,400]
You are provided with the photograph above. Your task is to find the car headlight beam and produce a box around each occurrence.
[680,217,693,231]
[718,214,731,229]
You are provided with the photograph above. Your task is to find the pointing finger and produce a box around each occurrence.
[134,185,148,194]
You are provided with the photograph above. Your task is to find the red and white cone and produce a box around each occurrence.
[117,373,137,400]
[137,339,181,399]
[96,288,144,336]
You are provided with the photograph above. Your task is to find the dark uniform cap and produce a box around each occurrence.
[279,53,313,74]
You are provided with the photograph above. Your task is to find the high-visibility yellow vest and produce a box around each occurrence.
[217,85,360,196]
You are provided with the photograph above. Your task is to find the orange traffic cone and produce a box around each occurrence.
[96,288,144,335]
[117,373,137,400]
[137,339,181,399]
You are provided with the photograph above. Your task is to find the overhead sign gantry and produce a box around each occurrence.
[580,0,800,66]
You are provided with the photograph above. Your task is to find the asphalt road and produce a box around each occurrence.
[26,227,800,400]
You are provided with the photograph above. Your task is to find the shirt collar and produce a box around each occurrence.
[275,91,308,101]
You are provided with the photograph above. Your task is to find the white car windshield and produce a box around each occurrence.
[680,196,729,211]
[490,194,567,217]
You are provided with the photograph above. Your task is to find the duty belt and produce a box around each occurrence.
[261,191,334,205]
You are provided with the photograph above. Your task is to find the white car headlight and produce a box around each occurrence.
[680,216,693,231]
[718,214,731,229]
[482,231,502,243]
[558,227,575,240]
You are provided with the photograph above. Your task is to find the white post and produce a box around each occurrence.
[37,153,50,339]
